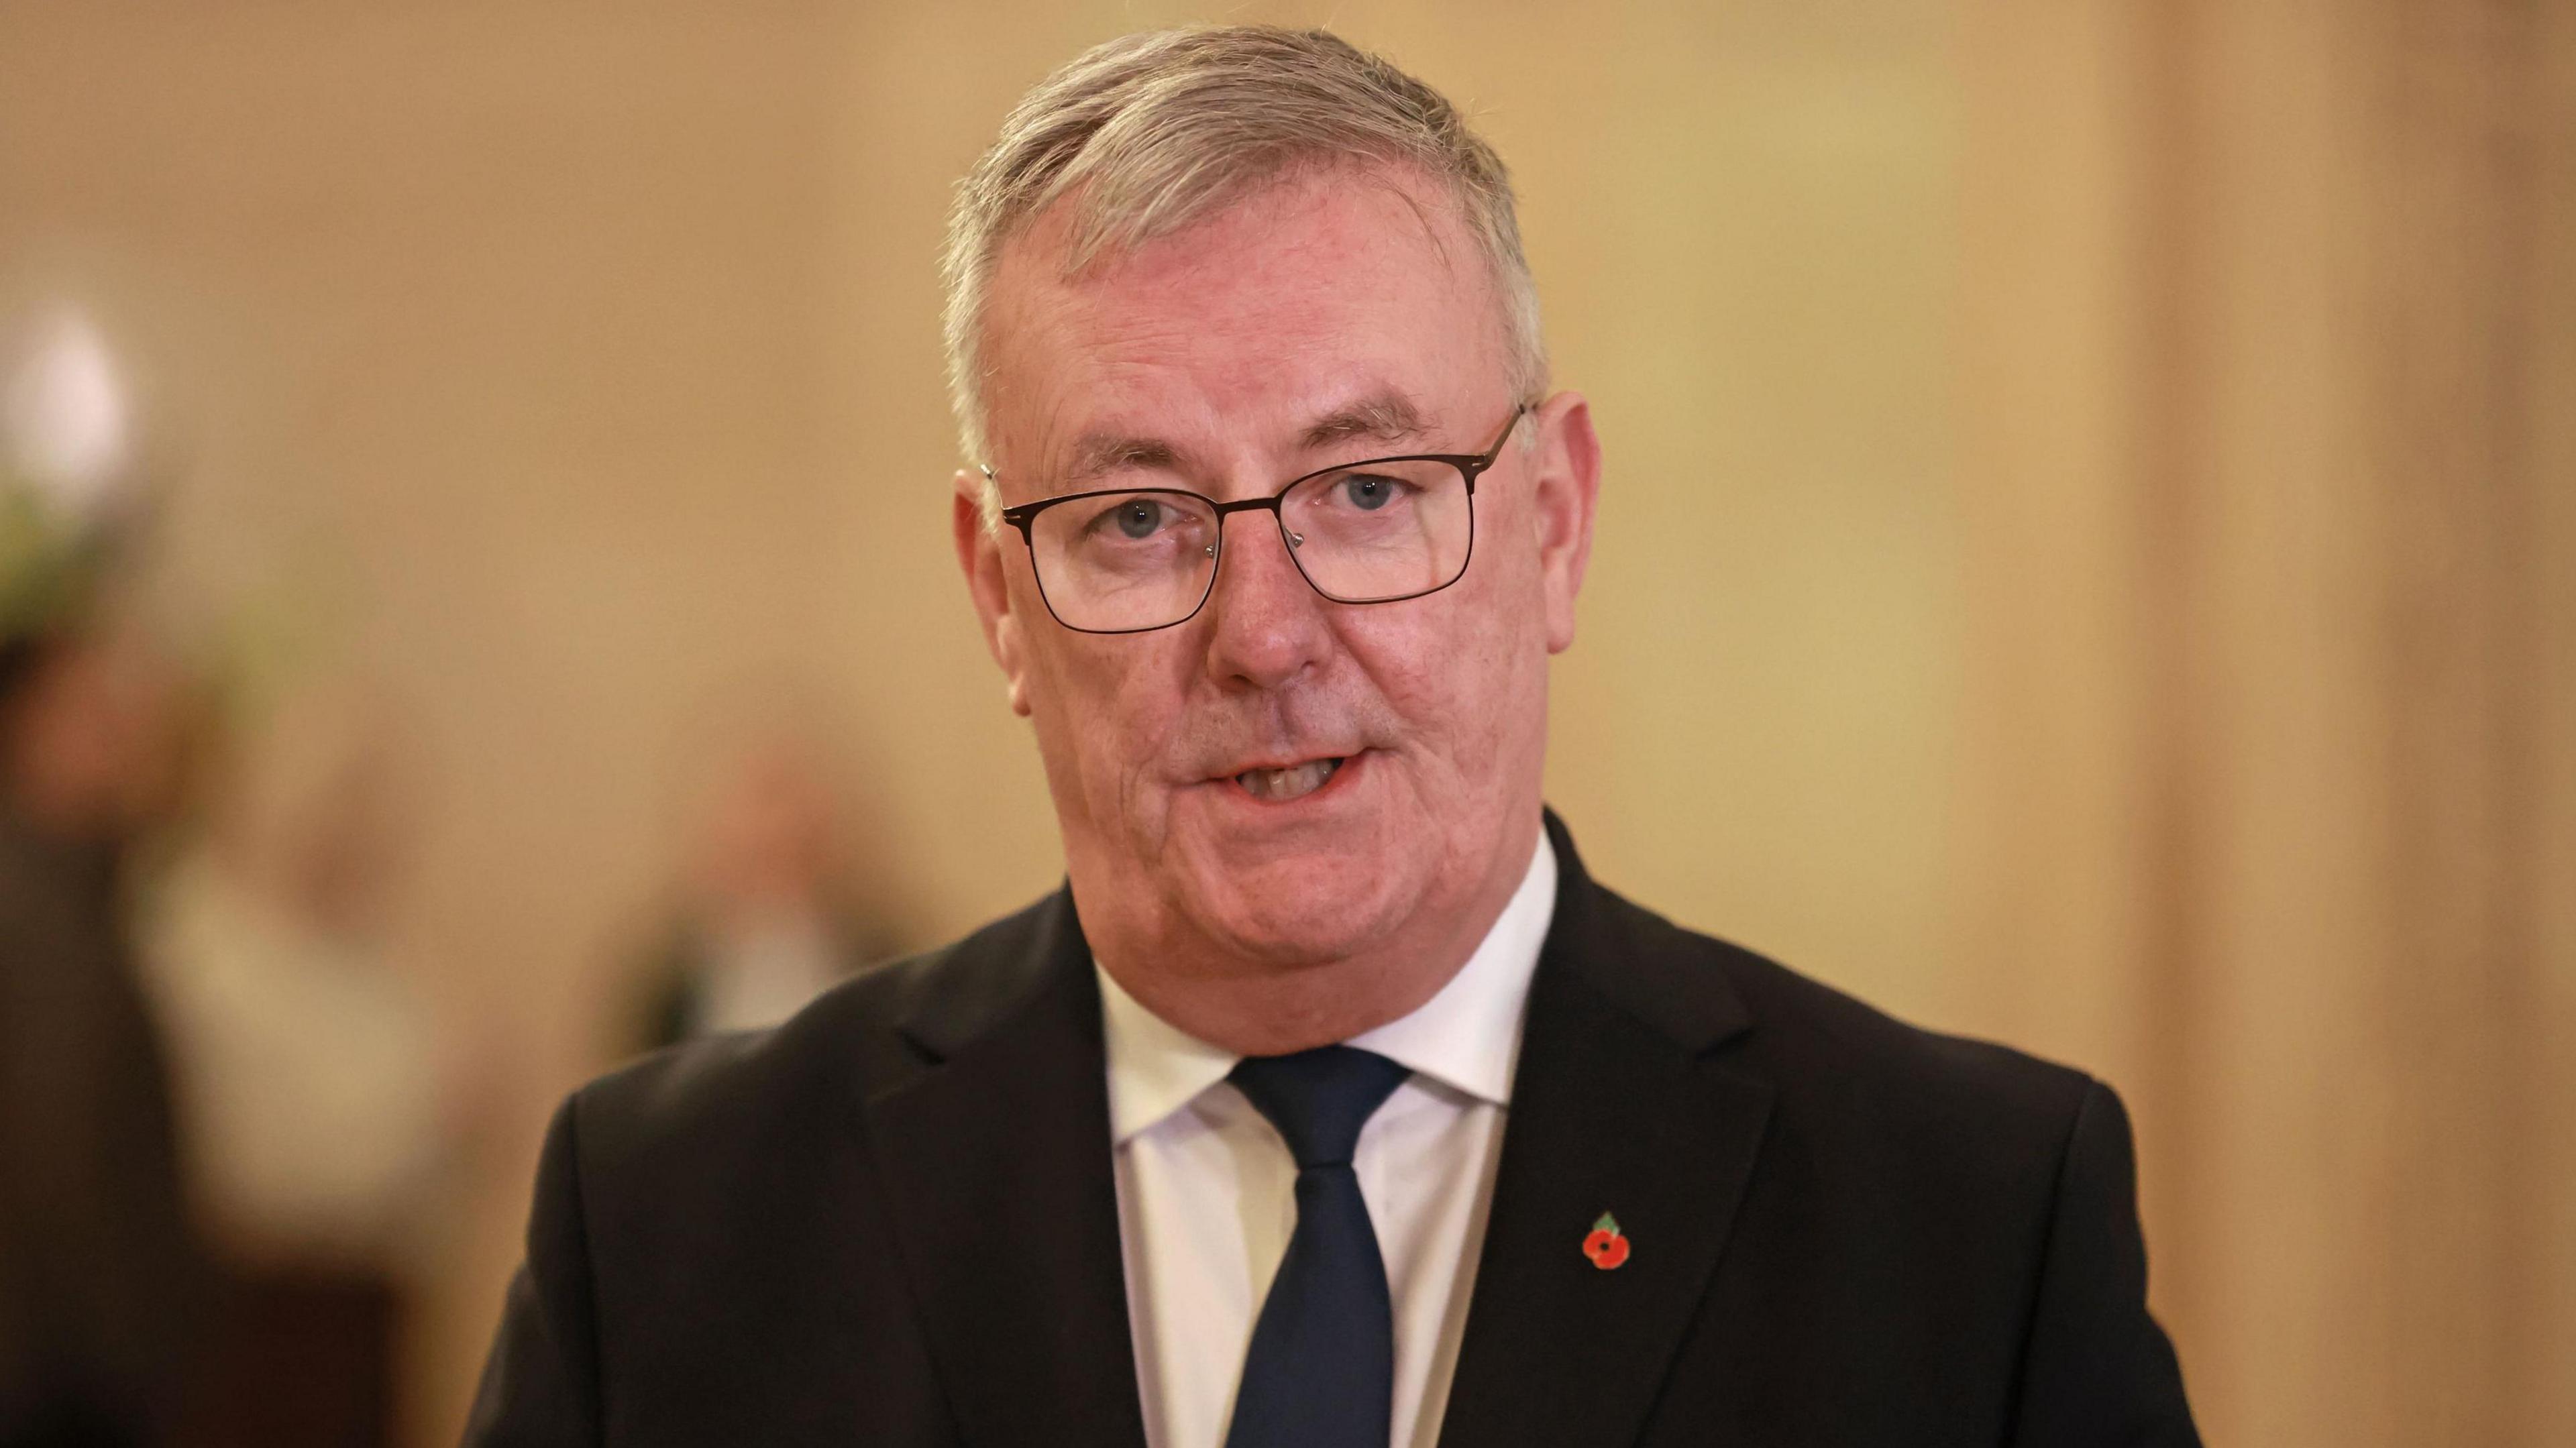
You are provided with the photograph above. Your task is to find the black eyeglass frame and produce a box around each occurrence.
[989,403,1530,636]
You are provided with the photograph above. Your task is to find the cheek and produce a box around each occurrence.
[1022,628,1193,820]
[1393,514,1554,794]
[1348,581,1538,779]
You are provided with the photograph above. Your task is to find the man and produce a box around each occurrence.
[0,630,203,1448]
[1,311,205,1448]
[468,26,2198,1447]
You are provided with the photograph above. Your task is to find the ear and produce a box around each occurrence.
[953,470,1034,716]
[1525,391,1601,653]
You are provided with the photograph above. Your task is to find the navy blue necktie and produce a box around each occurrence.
[1223,1046,1413,1448]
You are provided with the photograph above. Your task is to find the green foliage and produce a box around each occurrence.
[0,465,103,643]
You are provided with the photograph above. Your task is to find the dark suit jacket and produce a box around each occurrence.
[466,814,2199,1447]
[0,811,202,1448]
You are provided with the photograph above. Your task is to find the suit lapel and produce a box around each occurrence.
[1436,816,1775,1448]
[861,889,1150,1448]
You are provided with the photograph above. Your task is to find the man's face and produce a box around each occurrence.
[957,166,1597,975]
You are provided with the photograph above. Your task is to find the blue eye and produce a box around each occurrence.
[1338,473,1403,510]
[1108,499,1168,539]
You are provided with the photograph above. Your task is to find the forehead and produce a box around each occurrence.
[978,166,1510,480]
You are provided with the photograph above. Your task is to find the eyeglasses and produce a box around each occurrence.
[990,404,1527,634]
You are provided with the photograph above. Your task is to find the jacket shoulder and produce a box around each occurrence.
[1746,936,2088,1111]
[1599,884,2100,1157]
[561,891,1064,1184]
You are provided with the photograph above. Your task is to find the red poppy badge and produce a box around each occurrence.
[1582,1211,1630,1270]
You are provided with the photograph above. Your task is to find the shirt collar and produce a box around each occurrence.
[1097,828,1558,1144]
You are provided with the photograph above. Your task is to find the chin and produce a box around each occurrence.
[1169,846,1426,967]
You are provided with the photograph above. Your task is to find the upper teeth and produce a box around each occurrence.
[1238,758,1342,801]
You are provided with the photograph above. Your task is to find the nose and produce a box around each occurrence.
[1200,508,1333,691]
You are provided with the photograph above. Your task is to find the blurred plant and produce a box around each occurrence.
[0,305,140,649]
[0,463,108,641]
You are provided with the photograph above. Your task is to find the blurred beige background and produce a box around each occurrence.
[3,1,2570,1444]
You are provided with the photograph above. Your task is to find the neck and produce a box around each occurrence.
[1087,816,1540,1056]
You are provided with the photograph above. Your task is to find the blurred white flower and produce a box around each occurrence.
[3,305,132,530]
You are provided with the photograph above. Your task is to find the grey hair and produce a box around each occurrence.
[939,25,1548,474]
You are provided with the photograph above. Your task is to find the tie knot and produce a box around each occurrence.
[1228,1046,1411,1170]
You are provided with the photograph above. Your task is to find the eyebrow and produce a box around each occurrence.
[1297,392,1429,450]
[1061,435,1181,485]
[1055,392,1436,489]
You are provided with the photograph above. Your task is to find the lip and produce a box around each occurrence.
[1208,748,1357,780]
[1204,748,1369,806]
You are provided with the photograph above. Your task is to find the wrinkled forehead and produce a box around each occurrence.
[976,165,1515,488]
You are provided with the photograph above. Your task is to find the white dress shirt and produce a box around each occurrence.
[1097,831,1558,1448]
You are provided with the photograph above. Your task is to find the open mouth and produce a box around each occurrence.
[1232,756,1346,803]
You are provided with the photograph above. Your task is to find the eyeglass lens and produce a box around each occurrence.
[1024,458,1474,633]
